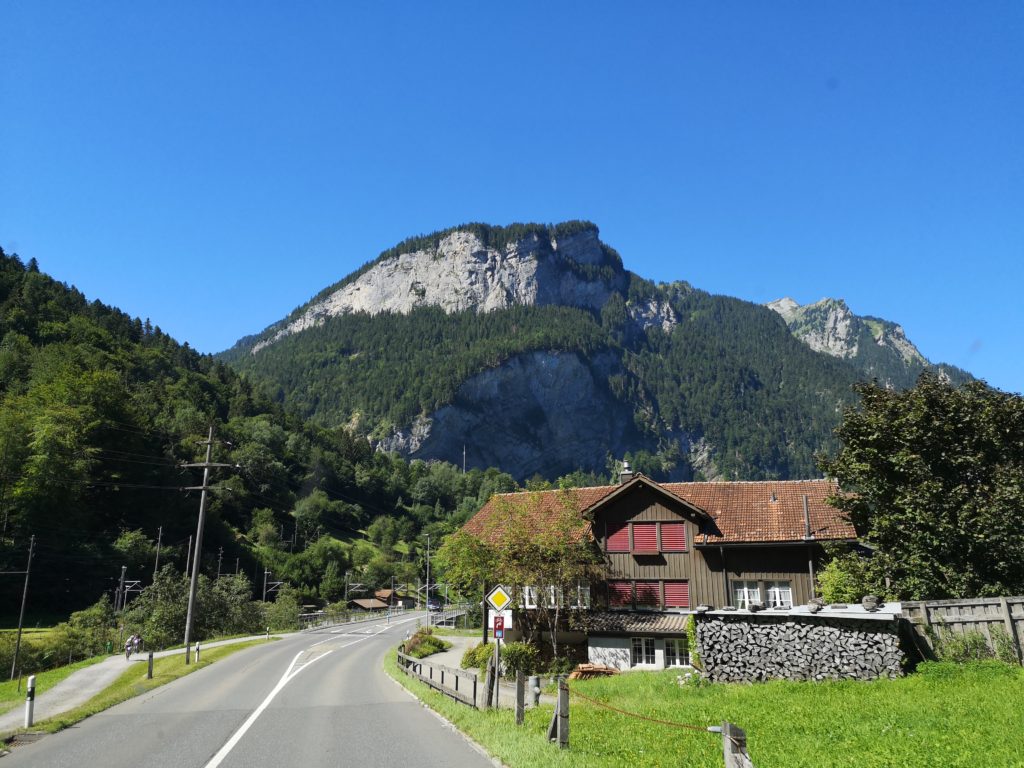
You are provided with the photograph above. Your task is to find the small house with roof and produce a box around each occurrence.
[462,468,856,671]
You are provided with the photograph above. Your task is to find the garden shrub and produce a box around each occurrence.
[500,641,538,675]
[461,641,492,672]
[404,626,451,659]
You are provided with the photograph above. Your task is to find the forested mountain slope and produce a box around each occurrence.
[221,222,969,482]
[0,248,514,615]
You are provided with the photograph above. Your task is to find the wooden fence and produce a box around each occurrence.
[901,596,1024,663]
[396,650,479,708]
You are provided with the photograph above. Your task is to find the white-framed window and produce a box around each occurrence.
[664,637,689,667]
[545,586,561,608]
[630,636,655,666]
[521,586,538,609]
[569,582,591,609]
[765,580,793,608]
[732,580,760,609]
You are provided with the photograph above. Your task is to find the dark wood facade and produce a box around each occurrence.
[593,484,823,609]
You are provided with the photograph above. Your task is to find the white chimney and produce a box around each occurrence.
[619,459,634,485]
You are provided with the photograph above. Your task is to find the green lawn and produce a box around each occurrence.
[385,655,1024,768]
[0,655,107,715]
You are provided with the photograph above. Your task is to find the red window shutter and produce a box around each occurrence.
[660,522,687,551]
[664,581,689,608]
[608,581,632,606]
[607,522,629,552]
[635,581,660,606]
[632,522,658,552]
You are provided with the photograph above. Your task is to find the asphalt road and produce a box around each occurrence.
[3,614,495,768]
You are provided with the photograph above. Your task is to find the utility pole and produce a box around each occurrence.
[344,571,349,603]
[9,535,34,680]
[263,569,270,601]
[425,533,431,607]
[217,547,223,579]
[462,444,466,474]
[116,565,127,612]
[235,557,239,576]
[153,525,162,579]
[182,426,235,665]
[185,534,192,576]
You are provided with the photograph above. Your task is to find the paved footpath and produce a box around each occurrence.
[0,633,291,737]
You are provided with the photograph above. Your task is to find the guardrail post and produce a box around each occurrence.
[147,651,154,679]
[24,674,35,728]
[529,675,540,706]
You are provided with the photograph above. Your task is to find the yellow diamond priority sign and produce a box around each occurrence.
[486,585,512,612]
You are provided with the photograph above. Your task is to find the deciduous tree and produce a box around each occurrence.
[819,374,1024,600]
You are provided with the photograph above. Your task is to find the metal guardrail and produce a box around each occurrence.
[300,607,412,631]
[397,650,478,708]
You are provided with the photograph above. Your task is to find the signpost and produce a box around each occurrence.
[485,585,512,708]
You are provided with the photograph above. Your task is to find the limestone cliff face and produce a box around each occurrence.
[378,350,658,480]
[253,227,625,353]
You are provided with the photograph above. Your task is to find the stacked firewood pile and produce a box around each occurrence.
[697,614,904,682]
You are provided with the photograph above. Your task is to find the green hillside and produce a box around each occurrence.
[0,248,514,616]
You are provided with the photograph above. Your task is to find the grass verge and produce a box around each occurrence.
[385,651,1024,768]
[0,655,108,715]
[27,639,270,734]
[431,626,481,638]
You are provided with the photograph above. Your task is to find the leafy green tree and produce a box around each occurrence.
[437,490,604,660]
[816,545,874,603]
[819,374,1024,600]
[367,515,400,551]
[113,529,155,570]
[319,561,345,601]
[265,584,301,631]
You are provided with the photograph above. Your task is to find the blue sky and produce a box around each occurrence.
[2,2,1021,393]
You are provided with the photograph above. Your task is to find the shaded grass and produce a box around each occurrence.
[385,653,1024,768]
[430,626,480,638]
[28,640,271,734]
[0,655,107,715]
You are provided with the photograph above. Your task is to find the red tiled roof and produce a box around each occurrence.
[462,487,605,543]
[463,477,854,545]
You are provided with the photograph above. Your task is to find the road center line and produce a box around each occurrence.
[203,614,423,768]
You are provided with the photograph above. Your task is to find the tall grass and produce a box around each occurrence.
[386,653,1024,768]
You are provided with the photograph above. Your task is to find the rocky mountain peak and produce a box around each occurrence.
[768,295,929,385]
[250,222,625,354]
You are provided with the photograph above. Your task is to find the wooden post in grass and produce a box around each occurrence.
[547,675,568,748]
[483,656,494,709]
[515,670,525,725]
[721,722,755,768]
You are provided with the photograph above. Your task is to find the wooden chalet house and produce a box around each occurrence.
[463,466,856,671]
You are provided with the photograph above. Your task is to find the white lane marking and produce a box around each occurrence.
[203,614,423,768]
